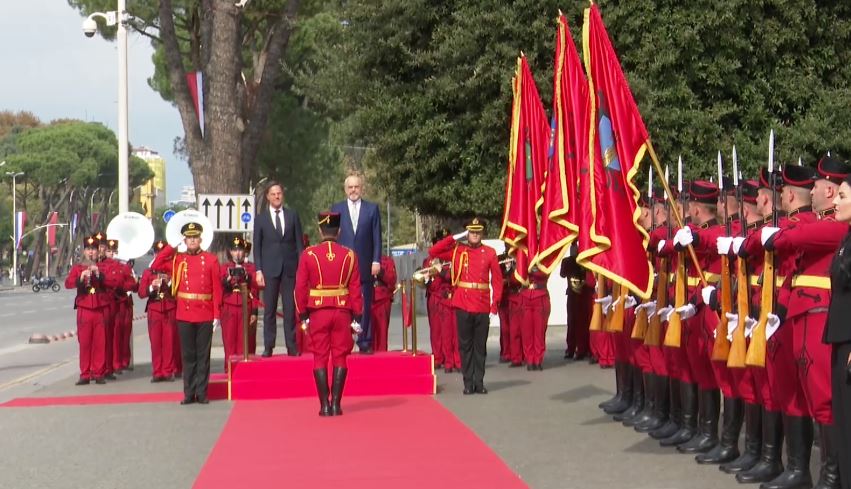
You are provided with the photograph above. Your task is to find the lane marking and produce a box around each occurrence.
[0,359,73,392]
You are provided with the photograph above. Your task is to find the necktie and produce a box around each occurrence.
[275,209,283,237]
[351,202,359,233]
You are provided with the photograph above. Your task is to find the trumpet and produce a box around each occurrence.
[412,259,446,283]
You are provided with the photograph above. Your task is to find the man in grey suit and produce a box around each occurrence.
[253,182,304,356]
[330,174,382,353]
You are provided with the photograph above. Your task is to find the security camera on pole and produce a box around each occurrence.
[81,0,130,215]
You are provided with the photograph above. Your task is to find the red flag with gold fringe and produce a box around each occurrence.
[499,56,550,284]
[533,14,584,275]
[577,4,652,298]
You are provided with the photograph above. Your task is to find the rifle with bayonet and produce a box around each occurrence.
[712,151,734,361]
[644,166,671,347]
[663,156,688,348]
[745,130,777,368]
[632,166,653,340]
[728,149,750,368]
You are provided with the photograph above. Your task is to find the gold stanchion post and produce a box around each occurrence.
[410,278,418,356]
[402,282,409,352]
[240,283,249,362]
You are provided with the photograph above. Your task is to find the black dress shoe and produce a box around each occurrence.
[75,378,90,386]
[195,397,209,404]
[475,385,488,394]
[434,364,444,370]
[527,364,534,371]
[463,386,475,395]
[287,351,299,357]
[574,353,588,361]
[509,362,522,368]
[180,398,195,405]
[150,377,163,383]
[261,349,273,358]
[94,378,106,384]
[105,374,117,380]
[564,351,575,359]
[499,357,510,364]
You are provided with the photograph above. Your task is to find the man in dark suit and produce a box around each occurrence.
[254,182,304,356]
[331,174,382,353]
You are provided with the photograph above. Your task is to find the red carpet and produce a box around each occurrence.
[1,392,183,407]
[193,396,528,489]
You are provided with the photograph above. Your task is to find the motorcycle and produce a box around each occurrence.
[32,277,61,293]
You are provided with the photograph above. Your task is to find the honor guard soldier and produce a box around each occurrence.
[295,212,363,416]
[151,222,223,405]
[561,250,592,362]
[66,235,110,385]
[371,254,397,352]
[429,218,504,395]
[221,236,260,368]
[502,255,524,367]
[139,240,177,382]
[517,265,549,371]
[425,231,448,369]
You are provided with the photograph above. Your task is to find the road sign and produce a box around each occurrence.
[197,194,255,232]
[162,209,176,223]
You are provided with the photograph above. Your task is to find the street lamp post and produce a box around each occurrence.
[6,171,24,286]
[83,0,129,215]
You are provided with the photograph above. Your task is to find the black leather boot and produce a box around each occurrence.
[637,374,669,433]
[625,372,656,428]
[759,415,813,489]
[661,381,698,447]
[696,396,743,464]
[677,388,720,453]
[604,363,634,414]
[720,402,762,473]
[614,366,644,422]
[313,368,331,417]
[330,367,348,416]
[812,423,840,489]
[737,409,785,483]
[599,361,625,410]
[651,378,681,440]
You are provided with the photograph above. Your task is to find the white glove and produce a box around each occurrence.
[595,295,613,314]
[657,306,674,322]
[760,226,781,246]
[637,301,657,318]
[765,313,781,340]
[657,240,667,253]
[673,227,694,247]
[732,237,746,255]
[212,319,221,332]
[701,286,716,306]
[351,321,363,334]
[452,230,469,241]
[725,312,739,341]
[716,236,734,255]
[675,303,697,320]
[744,316,757,338]
[489,313,498,325]
[623,296,638,309]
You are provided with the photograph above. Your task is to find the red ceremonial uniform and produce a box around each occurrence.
[517,269,549,366]
[741,207,817,417]
[139,268,177,378]
[434,266,461,370]
[370,255,397,352]
[656,235,694,384]
[504,275,524,365]
[220,261,260,366]
[769,215,846,424]
[111,261,138,371]
[424,257,446,366]
[66,263,110,380]
[295,240,363,369]
[428,235,504,314]
[647,226,669,377]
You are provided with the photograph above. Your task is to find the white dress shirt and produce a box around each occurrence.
[269,205,285,236]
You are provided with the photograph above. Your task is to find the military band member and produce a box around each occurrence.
[517,266,549,371]
[295,212,363,416]
[371,254,397,352]
[220,236,260,367]
[560,252,592,362]
[503,256,524,367]
[65,235,109,385]
[105,239,138,373]
[151,222,223,405]
[429,217,504,395]
[139,240,177,382]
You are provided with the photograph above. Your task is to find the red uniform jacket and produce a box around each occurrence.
[138,268,176,313]
[152,244,223,323]
[111,260,138,305]
[295,240,363,320]
[65,262,110,310]
[429,235,503,314]
[372,255,397,306]
[771,215,846,319]
[220,261,260,312]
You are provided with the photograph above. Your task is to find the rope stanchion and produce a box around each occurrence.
[240,283,250,362]
[410,279,418,356]
[401,282,409,353]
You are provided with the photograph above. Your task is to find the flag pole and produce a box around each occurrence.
[645,141,709,289]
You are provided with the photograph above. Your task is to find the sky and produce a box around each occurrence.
[0,0,192,202]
